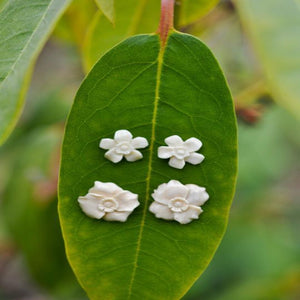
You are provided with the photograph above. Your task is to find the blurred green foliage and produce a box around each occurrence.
[236,0,300,119]
[0,0,299,299]
[2,127,73,289]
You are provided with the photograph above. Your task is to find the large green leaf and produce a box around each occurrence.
[59,32,237,299]
[83,0,161,70]
[236,0,300,119]
[0,0,71,145]
[179,0,219,26]
[94,0,114,23]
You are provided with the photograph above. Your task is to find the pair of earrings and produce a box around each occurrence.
[78,180,209,225]
[99,129,205,169]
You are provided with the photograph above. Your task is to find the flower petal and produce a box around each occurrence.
[151,183,169,204]
[125,150,143,162]
[149,202,174,220]
[185,184,209,206]
[78,196,105,219]
[132,137,148,149]
[89,181,123,196]
[103,211,132,222]
[114,129,132,142]
[185,153,205,165]
[168,157,185,169]
[104,149,123,163]
[99,138,115,150]
[164,180,189,200]
[115,191,140,211]
[184,137,202,152]
[174,205,202,224]
[165,135,183,147]
[158,146,174,159]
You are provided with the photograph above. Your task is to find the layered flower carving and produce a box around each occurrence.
[158,135,204,169]
[149,180,209,224]
[99,129,148,163]
[78,181,139,222]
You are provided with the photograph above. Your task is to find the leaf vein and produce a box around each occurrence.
[77,63,156,139]
[163,63,223,114]
[127,47,164,298]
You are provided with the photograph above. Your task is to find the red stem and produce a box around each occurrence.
[157,0,174,46]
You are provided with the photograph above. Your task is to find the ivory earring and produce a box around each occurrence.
[149,180,209,224]
[99,129,148,163]
[78,181,140,222]
[158,135,204,169]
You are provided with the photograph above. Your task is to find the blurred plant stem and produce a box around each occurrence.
[235,79,268,108]
[234,80,270,124]
[181,1,231,34]
[174,0,182,29]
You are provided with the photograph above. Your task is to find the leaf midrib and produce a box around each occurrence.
[0,0,55,88]
[127,36,165,299]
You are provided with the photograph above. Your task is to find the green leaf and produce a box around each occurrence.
[179,0,219,26]
[59,32,237,299]
[236,0,300,119]
[0,0,72,145]
[94,0,115,23]
[83,0,161,71]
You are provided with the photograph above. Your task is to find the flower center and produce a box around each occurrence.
[116,142,132,155]
[174,147,187,159]
[169,197,189,212]
[98,198,118,213]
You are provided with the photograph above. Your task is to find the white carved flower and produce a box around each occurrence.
[99,129,148,163]
[78,181,139,222]
[149,180,209,224]
[158,135,204,169]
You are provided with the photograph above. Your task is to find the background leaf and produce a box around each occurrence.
[1,126,80,295]
[179,0,219,26]
[59,32,237,299]
[94,0,114,23]
[0,0,7,10]
[53,0,97,51]
[236,0,300,119]
[0,0,71,145]
[83,0,161,71]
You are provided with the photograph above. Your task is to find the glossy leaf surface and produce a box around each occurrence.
[59,32,237,299]
[0,0,71,145]
[236,0,300,118]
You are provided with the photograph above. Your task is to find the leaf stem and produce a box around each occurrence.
[157,0,174,46]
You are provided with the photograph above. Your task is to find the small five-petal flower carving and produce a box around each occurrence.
[78,181,139,222]
[99,129,148,163]
[158,135,204,169]
[149,180,209,224]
